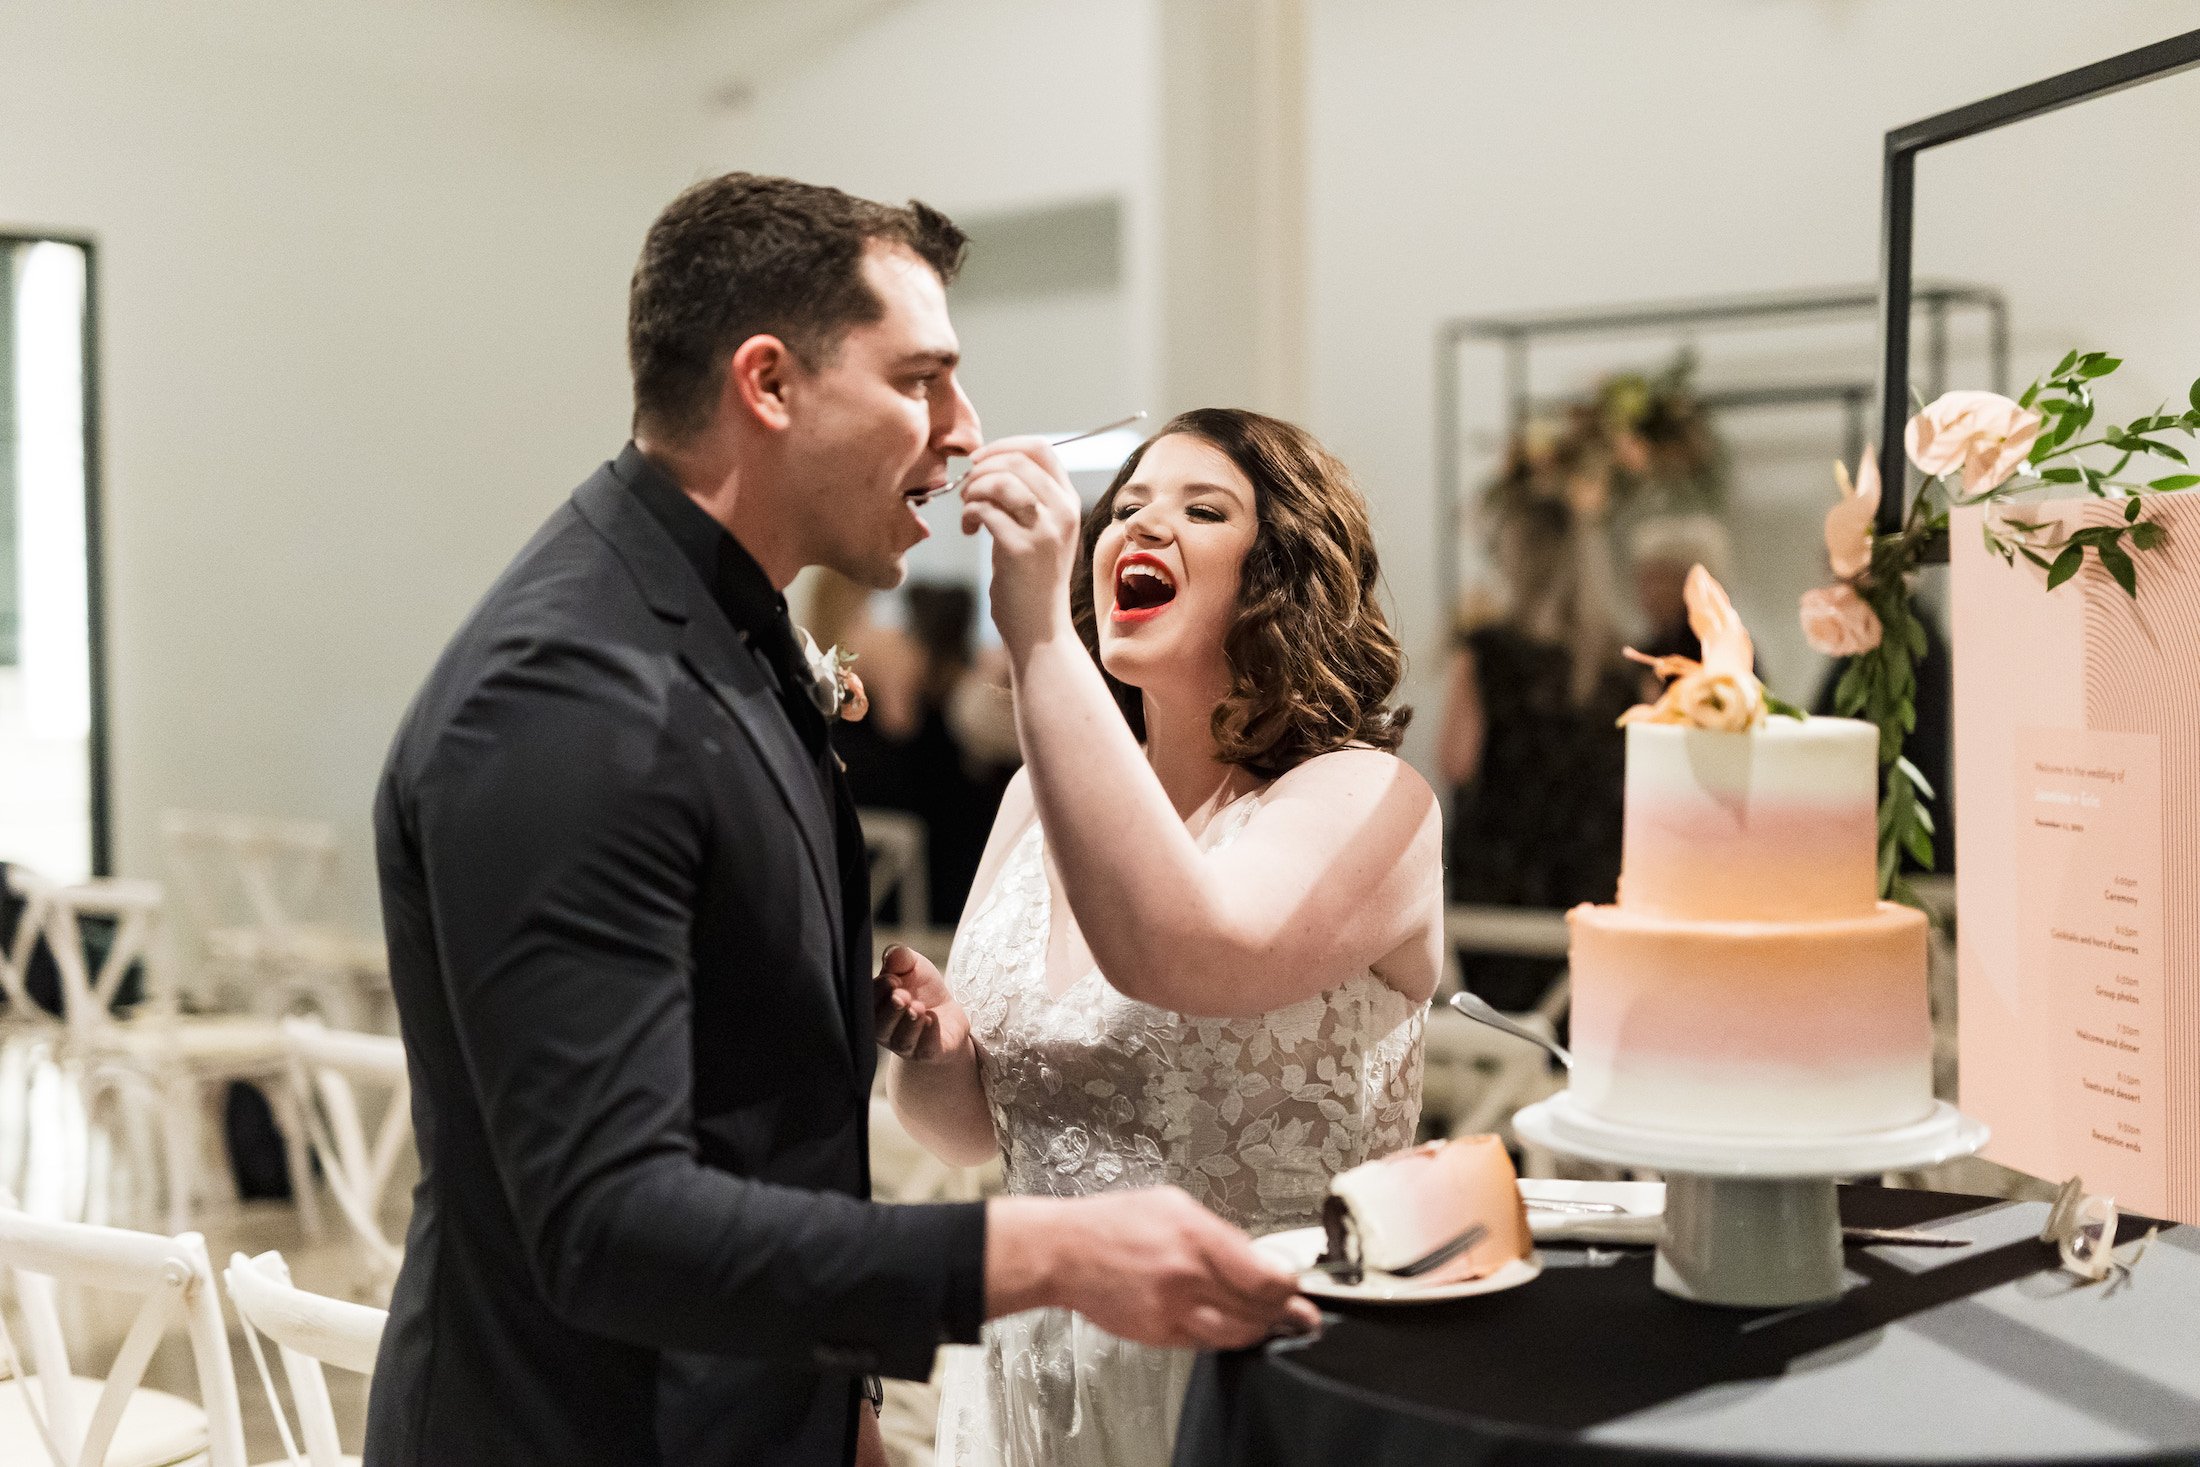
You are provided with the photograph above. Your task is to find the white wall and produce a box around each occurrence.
[699,0,1159,635]
[698,0,1160,456]
[0,0,710,924]
[8,0,2195,928]
[1304,1,2200,759]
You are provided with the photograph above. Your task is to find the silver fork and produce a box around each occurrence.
[911,411,1148,507]
[1321,1222,1489,1286]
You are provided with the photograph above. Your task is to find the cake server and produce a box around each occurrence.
[1448,991,1573,1069]
[911,411,1148,507]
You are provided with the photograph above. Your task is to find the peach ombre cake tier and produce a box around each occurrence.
[1618,719,1879,922]
[1565,565,1933,1138]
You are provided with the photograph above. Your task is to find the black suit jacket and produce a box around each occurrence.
[364,451,986,1467]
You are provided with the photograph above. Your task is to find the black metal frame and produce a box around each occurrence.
[1,230,109,876]
[1437,284,2006,618]
[1878,27,2200,535]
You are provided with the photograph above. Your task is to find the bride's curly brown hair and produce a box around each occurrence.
[1069,408,1410,779]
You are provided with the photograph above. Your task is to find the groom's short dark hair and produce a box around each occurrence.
[629,173,968,441]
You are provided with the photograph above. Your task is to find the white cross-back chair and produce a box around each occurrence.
[159,814,386,1034]
[223,1251,384,1467]
[3,870,60,1021]
[3,872,315,1235]
[0,1198,248,1467]
[0,870,158,1044]
[280,1022,408,1293]
[1,869,64,1205]
[0,871,163,1227]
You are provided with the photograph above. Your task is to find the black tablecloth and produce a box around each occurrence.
[1175,1187,2200,1467]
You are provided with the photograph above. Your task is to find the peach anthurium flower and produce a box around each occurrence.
[1617,565,1768,731]
[1826,447,1880,581]
[1684,564,1755,687]
[1905,391,2043,497]
[1799,582,1884,658]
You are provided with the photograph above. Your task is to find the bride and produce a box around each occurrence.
[876,408,1443,1467]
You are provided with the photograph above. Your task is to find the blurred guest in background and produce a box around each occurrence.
[1627,512,1733,670]
[809,572,1019,926]
[1437,496,1636,1013]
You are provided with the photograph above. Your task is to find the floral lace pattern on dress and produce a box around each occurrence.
[934,793,1426,1467]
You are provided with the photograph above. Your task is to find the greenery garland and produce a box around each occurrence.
[1831,352,2200,907]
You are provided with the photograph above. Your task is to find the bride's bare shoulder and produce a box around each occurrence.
[1265,746,1437,818]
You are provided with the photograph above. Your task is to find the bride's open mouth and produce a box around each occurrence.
[1112,552,1177,624]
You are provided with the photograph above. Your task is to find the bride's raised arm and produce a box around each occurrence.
[958,436,1444,1021]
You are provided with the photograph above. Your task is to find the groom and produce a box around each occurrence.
[364,174,1315,1467]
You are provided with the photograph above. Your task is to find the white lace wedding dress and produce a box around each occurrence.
[934,792,1427,1467]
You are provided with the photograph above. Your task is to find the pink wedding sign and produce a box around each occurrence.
[1952,489,2200,1225]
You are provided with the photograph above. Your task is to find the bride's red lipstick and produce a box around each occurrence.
[1112,551,1177,624]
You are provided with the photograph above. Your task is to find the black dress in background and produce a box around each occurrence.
[1446,625,1635,1013]
[836,703,1011,929]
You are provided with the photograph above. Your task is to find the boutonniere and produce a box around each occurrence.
[795,626,868,722]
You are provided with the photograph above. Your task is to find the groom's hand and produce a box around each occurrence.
[873,944,972,1064]
[987,1189,1322,1351]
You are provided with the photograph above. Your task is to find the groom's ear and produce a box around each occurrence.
[725,334,798,433]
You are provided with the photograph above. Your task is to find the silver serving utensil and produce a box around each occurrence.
[1840,1226,1973,1249]
[1448,991,1573,1069]
[913,411,1148,506]
[1523,1197,1628,1216]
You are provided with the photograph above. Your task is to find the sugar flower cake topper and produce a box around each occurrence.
[1619,566,1802,732]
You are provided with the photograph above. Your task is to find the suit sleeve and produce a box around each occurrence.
[405,637,985,1377]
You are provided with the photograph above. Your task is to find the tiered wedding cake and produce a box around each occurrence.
[1566,569,1934,1138]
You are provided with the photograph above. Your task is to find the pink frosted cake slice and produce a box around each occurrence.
[1317,1136,1532,1286]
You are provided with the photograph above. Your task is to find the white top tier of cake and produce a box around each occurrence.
[1618,717,1880,922]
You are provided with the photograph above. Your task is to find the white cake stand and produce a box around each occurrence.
[1511,1094,1989,1308]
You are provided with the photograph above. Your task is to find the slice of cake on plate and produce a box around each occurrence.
[1317,1135,1532,1286]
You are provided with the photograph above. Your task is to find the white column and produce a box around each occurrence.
[1156,0,1309,421]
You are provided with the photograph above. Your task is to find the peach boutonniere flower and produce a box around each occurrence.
[796,627,868,722]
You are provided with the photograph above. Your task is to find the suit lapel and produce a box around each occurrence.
[571,465,855,1064]
[677,628,850,987]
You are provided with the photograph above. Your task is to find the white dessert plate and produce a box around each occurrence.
[1255,1227,1542,1304]
[1521,1178,1665,1245]
[1512,1094,1989,1178]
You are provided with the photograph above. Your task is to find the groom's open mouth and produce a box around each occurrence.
[1112,552,1177,624]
